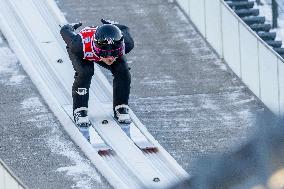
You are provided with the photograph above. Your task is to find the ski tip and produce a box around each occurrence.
[98,149,113,156]
[142,147,159,154]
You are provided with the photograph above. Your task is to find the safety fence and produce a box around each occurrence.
[176,0,284,116]
[0,159,27,189]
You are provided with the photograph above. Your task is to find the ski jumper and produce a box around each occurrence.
[60,24,134,112]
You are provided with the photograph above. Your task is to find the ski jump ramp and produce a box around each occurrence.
[0,0,189,188]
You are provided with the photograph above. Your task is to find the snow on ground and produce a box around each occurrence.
[43,125,102,189]
[0,42,101,189]
[140,75,176,86]
[0,47,17,72]
[174,5,228,72]
[0,47,26,85]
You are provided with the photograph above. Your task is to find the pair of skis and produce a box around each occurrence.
[63,106,158,156]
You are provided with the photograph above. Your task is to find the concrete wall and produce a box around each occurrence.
[176,0,284,115]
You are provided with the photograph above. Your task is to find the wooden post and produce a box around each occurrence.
[272,0,278,28]
[256,0,263,6]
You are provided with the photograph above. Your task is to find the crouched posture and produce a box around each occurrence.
[60,20,134,137]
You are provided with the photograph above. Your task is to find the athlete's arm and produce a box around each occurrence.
[119,25,134,54]
[60,24,84,58]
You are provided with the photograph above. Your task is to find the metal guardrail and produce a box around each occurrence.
[0,159,27,189]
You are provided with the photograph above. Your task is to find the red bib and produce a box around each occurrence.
[79,27,101,62]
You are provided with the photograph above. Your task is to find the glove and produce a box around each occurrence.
[72,22,82,30]
[101,19,128,31]
[101,19,118,25]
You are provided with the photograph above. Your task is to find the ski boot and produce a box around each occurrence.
[74,107,91,142]
[114,104,132,124]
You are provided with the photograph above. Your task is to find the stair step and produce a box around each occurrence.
[242,16,265,25]
[273,48,284,54]
[250,23,271,32]
[227,1,254,10]
[257,31,276,40]
[235,9,259,17]
[265,40,282,48]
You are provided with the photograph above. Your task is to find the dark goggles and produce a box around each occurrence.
[93,39,124,57]
[95,38,123,49]
[94,46,124,57]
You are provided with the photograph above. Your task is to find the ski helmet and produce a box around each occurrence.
[93,24,124,57]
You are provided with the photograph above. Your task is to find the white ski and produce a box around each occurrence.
[113,119,158,153]
[62,105,113,156]
[99,103,159,153]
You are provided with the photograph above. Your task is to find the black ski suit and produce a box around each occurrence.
[60,23,134,112]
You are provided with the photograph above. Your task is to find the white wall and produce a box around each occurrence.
[279,59,284,115]
[0,160,26,189]
[239,23,259,96]
[221,4,241,77]
[189,0,206,36]
[259,43,279,114]
[205,0,222,56]
[176,0,284,115]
